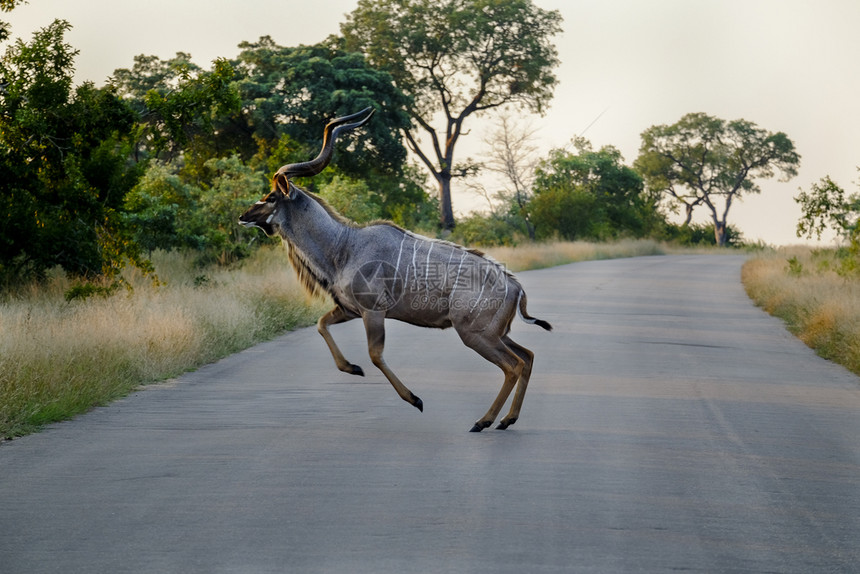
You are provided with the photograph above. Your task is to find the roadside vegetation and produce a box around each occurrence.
[743,247,860,375]
[0,247,328,438]
[744,172,860,376]
[1,239,675,439]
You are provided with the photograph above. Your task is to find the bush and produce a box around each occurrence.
[528,141,660,241]
[448,212,520,246]
[528,187,602,241]
[660,222,745,247]
[317,175,383,223]
[124,156,271,264]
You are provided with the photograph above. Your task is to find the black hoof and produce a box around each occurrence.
[350,364,365,377]
[496,417,517,430]
[412,395,423,412]
[469,421,491,433]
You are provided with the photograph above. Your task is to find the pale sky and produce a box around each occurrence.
[5,0,859,245]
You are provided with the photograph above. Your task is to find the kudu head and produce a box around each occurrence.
[238,107,375,236]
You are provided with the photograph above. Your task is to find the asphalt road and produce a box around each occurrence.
[2,254,860,573]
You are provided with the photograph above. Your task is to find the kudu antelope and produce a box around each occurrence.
[238,107,551,431]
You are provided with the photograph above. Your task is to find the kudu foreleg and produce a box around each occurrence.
[318,306,364,376]
[363,311,423,412]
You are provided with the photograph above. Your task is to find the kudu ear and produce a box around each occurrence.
[273,173,293,199]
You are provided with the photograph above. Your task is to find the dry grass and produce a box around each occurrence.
[742,247,860,375]
[0,246,327,438]
[0,238,667,439]
[484,238,666,271]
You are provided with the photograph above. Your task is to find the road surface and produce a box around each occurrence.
[2,255,860,573]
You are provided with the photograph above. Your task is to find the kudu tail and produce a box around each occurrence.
[517,291,552,331]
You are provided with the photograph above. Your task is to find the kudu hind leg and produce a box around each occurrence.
[496,337,534,430]
[318,306,364,376]
[463,334,524,432]
[363,311,423,412]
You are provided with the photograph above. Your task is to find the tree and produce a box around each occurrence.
[230,39,436,227]
[795,171,860,275]
[340,0,562,229]
[479,113,539,239]
[0,20,149,283]
[112,53,241,169]
[0,0,25,10]
[635,112,801,246]
[112,52,202,102]
[232,38,412,177]
[0,0,26,41]
[529,139,658,241]
[795,172,860,243]
[112,41,433,262]
[456,114,540,245]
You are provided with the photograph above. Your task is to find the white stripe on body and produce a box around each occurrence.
[411,238,419,287]
[424,242,434,299]
[451,251,466,295]
[393,234,407,290]
[470,264,491,314]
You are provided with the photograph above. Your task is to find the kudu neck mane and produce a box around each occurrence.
[279,184,353,301]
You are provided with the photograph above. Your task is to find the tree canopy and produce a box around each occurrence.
[113,41,433,263]
[529,139,659,241]
[231,38,412,177]
[0,20,149,282]
[1,18,432,286]
[635,112,800,246]
[794,170,860,275]
[795,171,860,243]
[228,38,431,226]
[340,0,562,229]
